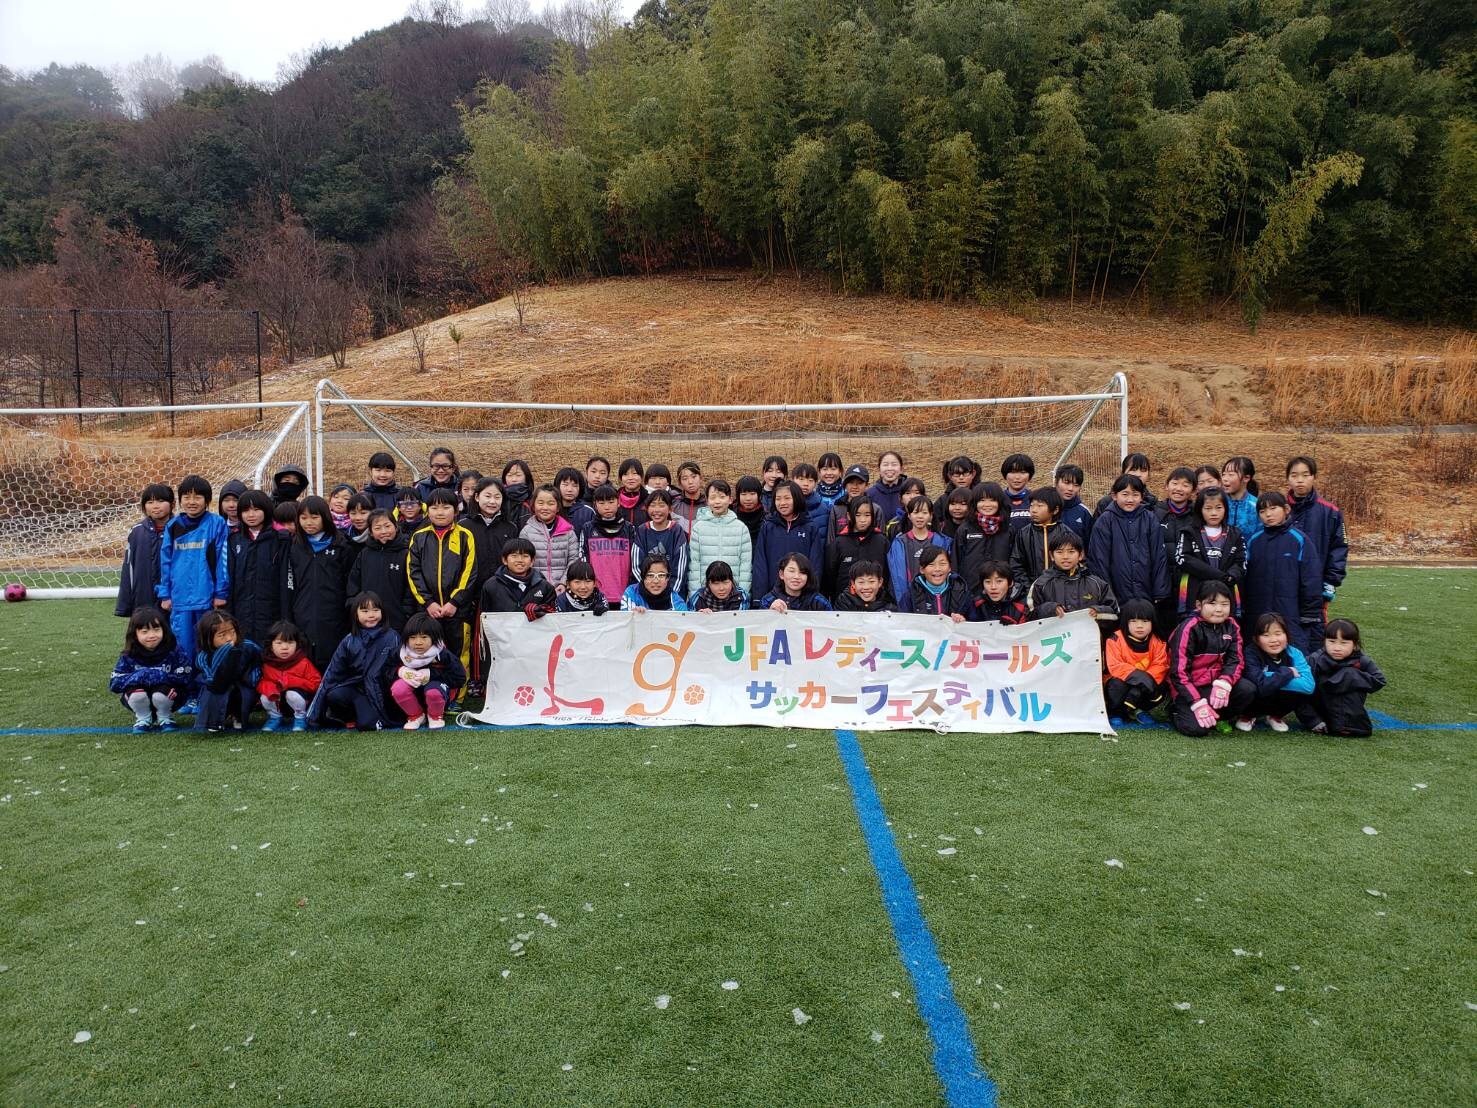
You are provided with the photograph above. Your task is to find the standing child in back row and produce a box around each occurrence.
[117,483,174,620]
[1285,455,1348,643]
[687,479,753,601]
[1000,454,1035,532]
[155,475,231,661]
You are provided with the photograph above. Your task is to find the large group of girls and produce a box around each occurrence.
[109,445,1384,737]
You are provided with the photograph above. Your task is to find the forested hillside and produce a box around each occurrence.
[2,0,1473,363]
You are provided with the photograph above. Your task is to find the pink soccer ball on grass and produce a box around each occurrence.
[3,583,25,603]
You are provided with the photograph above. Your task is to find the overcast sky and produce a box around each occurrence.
[1,0,646,86]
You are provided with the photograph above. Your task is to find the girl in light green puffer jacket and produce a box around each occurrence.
[687,480,752,599]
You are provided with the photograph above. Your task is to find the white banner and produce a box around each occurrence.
[472,609,1110,734]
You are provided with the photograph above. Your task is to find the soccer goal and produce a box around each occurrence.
[0,400,312,597]
[312,374,1129,499]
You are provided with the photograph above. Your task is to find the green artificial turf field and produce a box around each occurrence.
[1,569,1474,1106]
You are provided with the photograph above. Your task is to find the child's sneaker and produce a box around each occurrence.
[261,715,282,733]
[158,718,177,732]
[428,717,446,730]
[1266,715,1289,732]
[291,716,307,732]
[132,718,153,733]
[403,715,425,731]
[179,699,198,716]
[1310,721,1328,734]
[1134,710,1157,726]
[1234,717,1255,732]
[1109,716,1125,729]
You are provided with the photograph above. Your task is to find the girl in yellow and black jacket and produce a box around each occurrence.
[407,489,478,676]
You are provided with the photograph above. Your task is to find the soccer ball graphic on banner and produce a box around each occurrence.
[4,583,26,602]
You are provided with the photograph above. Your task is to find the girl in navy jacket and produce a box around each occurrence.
[307,591,401,730]
[752,481,824,604]
[116,483,173,618]
[1087,475,1169,607]
[1242,493,1322,654]
[866,451,908,525]
[758,553,833,612]
[1296,619,1386,737]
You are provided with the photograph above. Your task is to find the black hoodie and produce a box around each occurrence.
[271,466,310,505]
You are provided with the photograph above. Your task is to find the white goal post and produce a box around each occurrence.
[312,374,1129,498]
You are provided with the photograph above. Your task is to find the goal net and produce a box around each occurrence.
[0,402,311,595]
[314,376,1128,505]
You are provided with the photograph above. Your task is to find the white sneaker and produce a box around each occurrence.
[1233,717,1255,732]
[403,715,425,730]
[427,717,446,730]
[1266,716,1289,732]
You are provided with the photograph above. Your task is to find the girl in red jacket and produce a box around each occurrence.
[257,621,323,732]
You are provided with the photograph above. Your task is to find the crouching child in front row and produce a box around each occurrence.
[257,621,322,732]
[1167,581,1256,737]
[833,560,896,613]
[391,612,466,731]
[1297,618,1386,737]
[193,610,262,734]
[1103,598,1169,726]
[1236,612,1313,732]
[690,560,750,612]
[109,606,195,732]
[306,592,400,731]
[555,560,610,614]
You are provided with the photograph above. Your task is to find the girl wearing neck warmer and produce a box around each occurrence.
[622,554,689,611]
[390,612,467,730]
[285,496,350,672]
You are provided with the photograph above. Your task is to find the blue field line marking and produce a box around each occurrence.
[1369,709,1408,727]
[834,728,997,1108]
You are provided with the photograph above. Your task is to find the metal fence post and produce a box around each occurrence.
[164,309,176,433]
[255,310,264,422]
[70,308,82,413]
